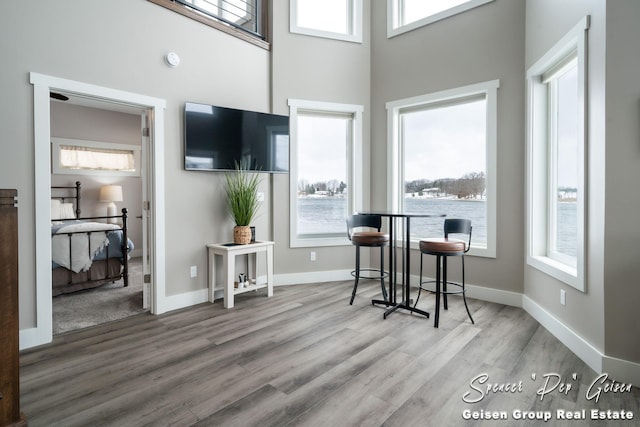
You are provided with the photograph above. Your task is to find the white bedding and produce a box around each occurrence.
[52,222,120,273]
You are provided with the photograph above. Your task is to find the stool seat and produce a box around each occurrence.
[419,238,466,254]
[352,231,389,246]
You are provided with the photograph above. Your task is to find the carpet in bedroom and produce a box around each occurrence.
[52,257,147,335]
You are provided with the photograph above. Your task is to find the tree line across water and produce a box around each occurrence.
[405,172,486,199]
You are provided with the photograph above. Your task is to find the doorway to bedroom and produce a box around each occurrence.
[30,72,167,347]
[49,99,148,334]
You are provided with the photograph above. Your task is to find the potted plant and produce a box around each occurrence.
[224,161,262,244]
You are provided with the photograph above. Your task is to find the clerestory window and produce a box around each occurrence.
[52,137,141,177]
[148,0,269,49]
[388,0,494,38]
[290,0,363,43]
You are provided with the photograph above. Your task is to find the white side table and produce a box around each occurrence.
[207,240,274,308]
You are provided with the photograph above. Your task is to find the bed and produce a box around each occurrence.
[51,181,133,296]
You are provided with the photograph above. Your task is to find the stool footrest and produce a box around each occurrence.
[351,268,389,280]
[417,279,466,295]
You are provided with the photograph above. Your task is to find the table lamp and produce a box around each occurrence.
[99,185,123,223]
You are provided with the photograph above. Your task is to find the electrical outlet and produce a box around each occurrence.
[190,265,197,278]
[560,289,566,306]
[257,192,265,202]
[310,251,316,261]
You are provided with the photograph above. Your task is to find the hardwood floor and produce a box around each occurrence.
[20,281,640,426]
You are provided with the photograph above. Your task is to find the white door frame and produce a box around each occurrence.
[23,72,167,349]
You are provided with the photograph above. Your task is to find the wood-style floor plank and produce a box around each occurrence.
[20,280,640,426]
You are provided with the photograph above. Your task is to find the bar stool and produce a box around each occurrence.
[415,218,474,328]
[346,214,389,305]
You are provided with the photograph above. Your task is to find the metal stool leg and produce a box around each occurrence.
[443,256,448,311]
[461,255,474,324]
[379,246,388,301]
[434,255,441,328]
[349,246,360,305]
[413,253,424,309]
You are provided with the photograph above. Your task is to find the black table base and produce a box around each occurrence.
[359,211,444,321]
[372,298,430,319]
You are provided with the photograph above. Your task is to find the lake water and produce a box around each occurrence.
[297,197,576,255]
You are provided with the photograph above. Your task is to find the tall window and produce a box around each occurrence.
[388,0,494,38]
[387,80,498,257]
[290,0,363,43]
[527,16,589,290]
[289,100,363,247]
[547,54,578,263]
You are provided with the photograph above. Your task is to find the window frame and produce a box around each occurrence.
[147,0,270,50]
[526,16,589,291]
[290,0,363,43]
[386,80,499,258]
[387,0,494,38]
[52,137,142,177]
[288,99,364,248]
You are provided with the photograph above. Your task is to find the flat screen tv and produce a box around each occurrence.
[184,102,289,173]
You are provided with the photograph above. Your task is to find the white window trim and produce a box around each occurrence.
[290,0,363,43]
[386,79,499,258]
[288,99,364,248]
[51,137,141,177]
[526,16,589,291]
[387,0,494,38]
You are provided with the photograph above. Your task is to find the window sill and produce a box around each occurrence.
[290,236,350,248]
[527,255,579,288]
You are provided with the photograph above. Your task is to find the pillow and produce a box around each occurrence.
[51,199,61,220]
[60,203,76,219]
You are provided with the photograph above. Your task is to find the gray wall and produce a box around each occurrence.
[269,0,372,275]
[523,0,607,355]
[603,0,640,362]
[2,0,271,328]
[370,0,526,294]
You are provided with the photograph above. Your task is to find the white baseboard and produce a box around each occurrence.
[523,295,602,373]
[603,355,640,385]
[275,269,353,286]
[162,288,209,312]
[19,326,51,351]
[523,295,640,384]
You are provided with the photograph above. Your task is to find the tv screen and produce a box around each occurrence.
[184,102,289,173]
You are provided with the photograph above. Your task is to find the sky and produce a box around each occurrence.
[403,99,486,182]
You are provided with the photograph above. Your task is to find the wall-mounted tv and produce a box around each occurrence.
[184,102,289,173]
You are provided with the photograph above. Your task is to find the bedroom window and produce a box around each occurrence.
[289,99,364,247]
[52,137,141,177]
[386,80,499,257]
[387,0,494,38]
[526,16,589,291]
[290,0,363,43]
[147,0,269,49]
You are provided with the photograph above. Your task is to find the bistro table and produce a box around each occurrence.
[357,211,445,319]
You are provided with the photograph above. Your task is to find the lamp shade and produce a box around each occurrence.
[99,185,123,203]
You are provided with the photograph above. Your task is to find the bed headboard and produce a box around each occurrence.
[51,181,81,218]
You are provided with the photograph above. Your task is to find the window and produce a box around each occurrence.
[148,0,269,49]
[289,99,364,247]
[526,16,589,290]
[52,137,141,177]
[387,80,499,257]
[388,0,494,38]
[290,0,363,43]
